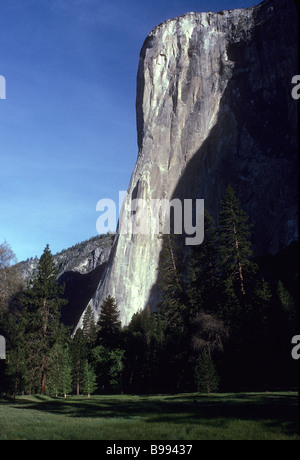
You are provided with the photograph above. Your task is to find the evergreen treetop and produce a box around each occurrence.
[96,295,122,349]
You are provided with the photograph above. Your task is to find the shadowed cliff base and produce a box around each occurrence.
[59,263,107,328]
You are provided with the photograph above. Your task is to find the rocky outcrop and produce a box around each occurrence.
[54,235,113,276]
[87,0,297,326]
[17,235,113,328]
[17,234,113,281]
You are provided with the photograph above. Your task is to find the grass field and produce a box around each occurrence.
[0,392,299,440]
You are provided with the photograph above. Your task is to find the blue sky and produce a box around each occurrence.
[0,0,257,262]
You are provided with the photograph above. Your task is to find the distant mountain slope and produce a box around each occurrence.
[16,234,114,329]
[16,234,113,280]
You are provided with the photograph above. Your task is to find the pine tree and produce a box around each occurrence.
[277,280,295,321]
[187,210,221,316]
[5,318,28,395]
[70,328,88,396]
[195,350,219,393]
[82,361,97,397]
[157,233,187,333]
[156,233,194,391]
[218,186,257,310]
[123,308,166,393]
[82,304,97,346]
[96,295,122,350]
[47,339,72,397]
[91,345,110,393]
[108,348,125,392]
[19,244,67,395]
[91,345,124,393]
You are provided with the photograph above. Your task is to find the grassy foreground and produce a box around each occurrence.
[0,392,299,440]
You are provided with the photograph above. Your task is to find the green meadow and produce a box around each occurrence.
[0,392,299,440]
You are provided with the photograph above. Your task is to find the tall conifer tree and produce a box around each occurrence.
[157,233,187,333]
[82,304,97,346]
[218,185,257,309]
[187,210,220,316]
[70,328,88,396]
[20,244,66,394]
[96,295,122,350]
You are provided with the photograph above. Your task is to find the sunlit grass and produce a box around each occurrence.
[0,392,299,440]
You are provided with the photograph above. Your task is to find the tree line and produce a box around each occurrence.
[0,186,298,396]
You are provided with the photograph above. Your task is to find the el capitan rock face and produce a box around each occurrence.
[85,0,298,326]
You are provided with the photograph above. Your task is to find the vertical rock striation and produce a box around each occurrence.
[88,0,297,326]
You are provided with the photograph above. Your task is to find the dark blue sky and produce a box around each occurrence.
[0,0,257,261]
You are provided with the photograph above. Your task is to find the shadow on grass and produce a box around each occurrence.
[1,392,299,436]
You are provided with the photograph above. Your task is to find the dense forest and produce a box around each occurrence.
[0,186,298,396]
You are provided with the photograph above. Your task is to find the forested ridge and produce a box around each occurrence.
[0,186,298,396]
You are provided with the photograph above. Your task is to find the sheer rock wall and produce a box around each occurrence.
[88,0,298,326]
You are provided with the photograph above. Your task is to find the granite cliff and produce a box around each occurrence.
[83,0,297,326]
